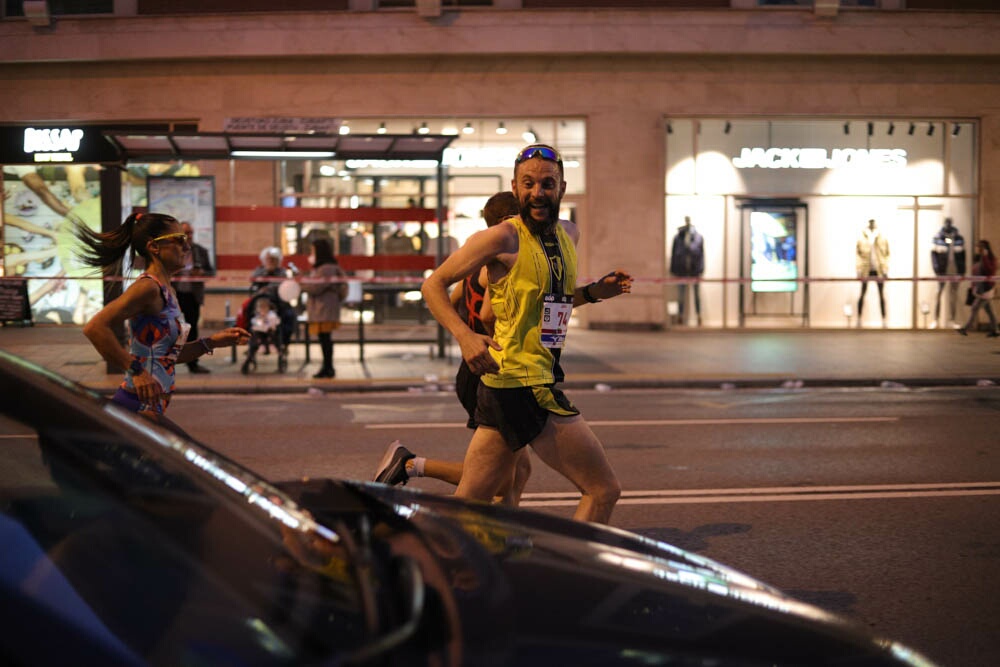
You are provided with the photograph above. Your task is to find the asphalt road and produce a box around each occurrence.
[170,385,1000,667]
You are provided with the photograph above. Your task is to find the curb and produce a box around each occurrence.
[81,375,1000,397]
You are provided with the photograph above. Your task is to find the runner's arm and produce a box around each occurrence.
[573,269,634,307]
[422,225,514,369]
[82,279,162,371]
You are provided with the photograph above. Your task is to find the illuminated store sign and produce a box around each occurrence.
[24,127,85,163]
[0,124,123,165]
[732,147,907,170]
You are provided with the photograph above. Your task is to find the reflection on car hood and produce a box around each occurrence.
[348,482,934,667]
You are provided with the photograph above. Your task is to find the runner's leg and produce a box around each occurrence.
[529,415,621,524]
[455,427,518,503]
[422,459,465,486]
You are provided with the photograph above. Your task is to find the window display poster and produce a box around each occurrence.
[750,210,798,293]
[1,165,104,324]
[147,176,216,262]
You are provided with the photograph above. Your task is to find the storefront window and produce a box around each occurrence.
[665,118,978,329]
[0,160,206,324]
[274,117,586,256]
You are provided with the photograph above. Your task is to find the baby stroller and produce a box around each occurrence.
[239,288,297,374]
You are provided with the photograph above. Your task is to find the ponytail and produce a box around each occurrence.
[74,212,178,275]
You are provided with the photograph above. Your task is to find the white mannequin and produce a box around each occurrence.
[856,219,890,326]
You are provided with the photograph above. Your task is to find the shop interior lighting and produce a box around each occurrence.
[927,123,935,137]
[418,122,430,135]
[462,122,475,135]
[496,122,507,135]
[908,123,916,136]
[867,122,874,137]
[231,150,336,159]
[377,122,387,134]
[724,121,732,134]
[952,123,961,137]
[522,127,537,143]
[887,122,895,136]
[666,122,673,134]
[338,124,350,135]
[843,122,850,135]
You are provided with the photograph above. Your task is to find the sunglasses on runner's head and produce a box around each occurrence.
[514,145,563,170]
[151,232,191,247]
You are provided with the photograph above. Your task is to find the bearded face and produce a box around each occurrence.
[513,158,565,235]
[519,198,560,235]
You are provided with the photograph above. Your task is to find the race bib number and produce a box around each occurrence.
[541,293,573,349]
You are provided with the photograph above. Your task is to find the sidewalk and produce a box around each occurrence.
[2,322,998,394]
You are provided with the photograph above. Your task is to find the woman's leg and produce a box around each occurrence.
[960,298,984,333]
[320,332,333,371]
[983,301,998,335]
[315,331,334,377]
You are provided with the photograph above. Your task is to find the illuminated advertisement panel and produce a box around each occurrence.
[1,164,103,324]
[750,210,798,293]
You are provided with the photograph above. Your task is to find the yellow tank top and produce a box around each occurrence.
[482,216,577,388]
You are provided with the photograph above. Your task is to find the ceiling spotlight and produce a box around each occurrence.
[908,122,916,136]
[952,123,961,137]
[496,122,507,135]
[377,122,387,134]
[522,127,537,143]
[843,122,850,135]
[867,122,874,137]
[724,121,732,135]
[418,122,430,135]
[338,124,351,136]
[927,123,935,137]
[666,122,673,135]
[887,122,895,136]
[462,122,475,135]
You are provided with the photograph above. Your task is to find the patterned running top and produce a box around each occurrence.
[121,273,189,412]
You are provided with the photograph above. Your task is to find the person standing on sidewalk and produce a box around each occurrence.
[958,239,998,337]
[302,237,348,378]
[374,191,532,506]
[75,212,249,428]
[419,144,632,525]
[172,221,214,374]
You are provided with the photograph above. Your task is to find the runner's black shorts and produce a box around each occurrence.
[475,383,580,451]
[454,360,480,430]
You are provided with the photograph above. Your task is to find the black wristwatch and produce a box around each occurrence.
[129,359,146,375]
[582,283,602,303]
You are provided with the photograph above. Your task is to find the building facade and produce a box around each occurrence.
[2,4,999,329]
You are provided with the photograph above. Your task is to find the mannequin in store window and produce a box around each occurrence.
[855,218,890,327]
[930,217,966,329]
[670,216,705,326]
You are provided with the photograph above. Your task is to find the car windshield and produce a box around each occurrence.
[0,389,369,665]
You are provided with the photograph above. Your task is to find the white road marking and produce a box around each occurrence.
[364,416,900,429]
[519,481,1000,507]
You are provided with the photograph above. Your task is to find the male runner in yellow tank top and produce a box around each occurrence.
[421,144,633,524]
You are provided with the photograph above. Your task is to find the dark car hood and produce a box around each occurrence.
[343,481,933,667]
